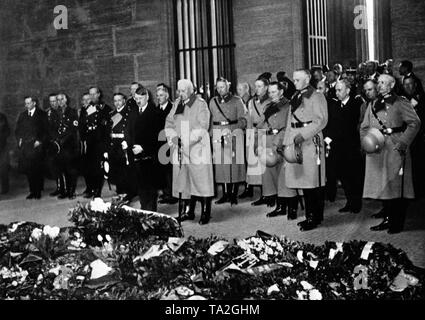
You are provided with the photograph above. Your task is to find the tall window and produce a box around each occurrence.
[174,0,236,97]
[305,0,329,68]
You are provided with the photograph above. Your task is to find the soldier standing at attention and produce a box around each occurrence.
[44,93,62,197]
[283,70,328,231]
[79,87,111,198]
[241,77,272,204]
[15,96,48,199]
[364,75,420,234]
[210,77,247,205]
[257,82,298,219]
[165,79,214,225]
[55,94,80,199]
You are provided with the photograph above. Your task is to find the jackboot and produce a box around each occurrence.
[287,197,298,220]
[230,184,239,206]
[199,197,212,225]
[215,184,230,204]
[177,198,195,222]
[370,217,390,231]
[266,197,287,218]
[239,184,253,199]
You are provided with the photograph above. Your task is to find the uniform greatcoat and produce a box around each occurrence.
[283,86,328,189]
[245,95,272,185]
[209,94,247,184]
[361,94,420,199]
[257,97,297,198]
[165,94,214,198]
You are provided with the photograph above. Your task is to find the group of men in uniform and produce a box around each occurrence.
[5,58,425,233]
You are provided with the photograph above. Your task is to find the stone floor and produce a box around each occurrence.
[1,174,425,268]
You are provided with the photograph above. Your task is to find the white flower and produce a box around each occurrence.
[80,242,86,248]
[97,235,103,242]
[90,198,111,213]
[31,228,43,240]
[11,281,18,287]
[8,222,26,233]
[309,289,323,300]
[74,232,81,239]
[296,290,308,300]
[105,235,112,243]
[42,225,60,239]
[301,281,314,291]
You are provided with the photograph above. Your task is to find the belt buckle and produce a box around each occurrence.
[272,129,278,135]
[385,128,393,134]
[221,121,228,125]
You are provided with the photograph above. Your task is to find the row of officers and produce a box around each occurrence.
[10,70,423,233]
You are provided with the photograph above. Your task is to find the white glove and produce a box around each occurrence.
[121,141,128,150]
[411,98,418,107]
[103,152,108,159]
[132,145,143,155]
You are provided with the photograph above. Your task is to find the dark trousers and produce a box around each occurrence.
[411,143,425,199]
[303,187,325,223]
[161,163,173,198]
[82,143,104,196]
[326,146,364,209]
[135,159,159,212]
[384,198,408,232]
[0,151,9,193]
[58,152,79,195]
[27,170,44,196]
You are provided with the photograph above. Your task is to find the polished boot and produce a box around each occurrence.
[215,184,230,204]
[372,207,386,219]
[267,195,276,207]
[251,196,268,206]
[239,184,253,199]
[199,197,212,225]
[287,197,298,220]
[300,218,318,231]
[370,217,390,231]
[266,197,287,218]
[177,198,195,222]
[230,184,239,206]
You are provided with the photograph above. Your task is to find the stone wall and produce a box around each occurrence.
[390,0,425,81]
[0,0,174,126]
[233,0,305,85]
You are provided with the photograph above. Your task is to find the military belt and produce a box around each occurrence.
[380,126,406,135]
[213,120,238,126]
[291,121,312,128]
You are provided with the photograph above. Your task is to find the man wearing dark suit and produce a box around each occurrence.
[128,86,163,211]
[156,85,177,205]
[323,79,364,213]
[15,96,48,199]
[0,111,10,195]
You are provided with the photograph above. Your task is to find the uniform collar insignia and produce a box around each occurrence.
[218,93,232,103]
[258,93,269,104]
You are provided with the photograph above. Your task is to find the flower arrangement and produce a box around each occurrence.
[0,200,424,300]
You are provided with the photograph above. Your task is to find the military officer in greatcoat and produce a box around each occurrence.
[210,77,247,205]
[165,79,214,225]
[364,75,421,234]
[55,94,80,199]
[283,70,328,231]
[257,82,298,219]
[240,77,272,203]
[403,75,425,199]
[44,93,62,196]
[79,87,112,198]
[15,96,49,199]
[106,93,137,202]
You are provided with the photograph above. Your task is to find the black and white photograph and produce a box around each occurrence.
[0,0,424,309]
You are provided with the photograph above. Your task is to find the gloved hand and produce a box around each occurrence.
[121,141,128,150]
[294,134,305,145]
[324,137,332,145]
